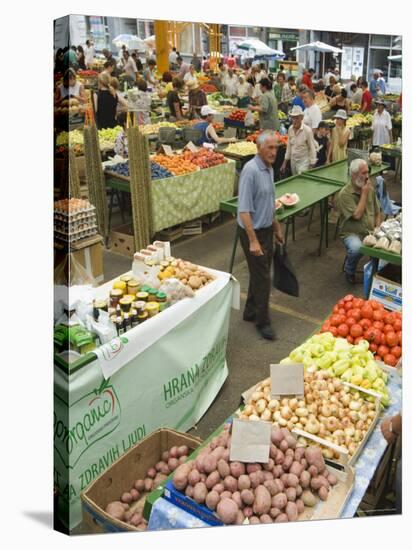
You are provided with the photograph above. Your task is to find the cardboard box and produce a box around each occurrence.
[156,225,184,242]
[369,274,402,312]
[108,224,135,257]
[182,220,202,236]
[81,428,202,533]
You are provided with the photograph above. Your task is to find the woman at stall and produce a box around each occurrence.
[328,109,351,162]
[325,75,337,98]
[183,65,199,86]
[133,79,152,125]
[193,105,237,146]
[187,79,207,119]
[76,46,86,70]
[167,77,185,121]
[110,77,128,125]
[372,99,393,146]
[314,82,330,113]
[54,68,88,105]
[329,86,351,112]
[95,72,118,129]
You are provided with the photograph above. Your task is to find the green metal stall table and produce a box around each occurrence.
[304,159,391,186]
[379,145,402,183]
[105,159,236,236]
[359,244,402,297]
[221,174,343,273]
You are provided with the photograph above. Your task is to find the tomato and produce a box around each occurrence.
[350,324,363,338]
[372,310,384,322]
[369,300,381,310]
[351,309,362,322]
[384,354,398,367]
[338,308,347,316]
[385,332,398,347]
[343,294,354,302]
[369,342,378,353]
[329,326,338,336]
[346,317,356,328]
[393,319,402,332]
[364,328,378,343]
[361,305,374,320]
[338,299,346,308]
[380,333,386,345]
[346,335,354,344]
[391,346,402,358]
[337,323,349,337]
[321,323,330,332]
[343,301,353,311]
[359,319,372,330]
[384,312,396,325]
[333,305,340,314]
[397,330,402,344]
[394,311,402,320]
[373,321,384,330]
[354,336,364,345]
[378,345,389,357]
[330,315,343,327]
[375,355,382,362]
[352,298,364,308]
[383,324,394,334]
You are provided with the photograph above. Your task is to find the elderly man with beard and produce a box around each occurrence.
[336,159,382,284]
[237,131,284,341]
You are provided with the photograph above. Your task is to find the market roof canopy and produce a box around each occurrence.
[291,41,343,53]
[388,54,402,61]
[234,38,285,59]
[112,34,146,51]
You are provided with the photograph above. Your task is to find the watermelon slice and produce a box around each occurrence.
[279,193,300,207]
[275,199,283,210]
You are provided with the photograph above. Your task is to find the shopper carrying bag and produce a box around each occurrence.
[273,243,299,297]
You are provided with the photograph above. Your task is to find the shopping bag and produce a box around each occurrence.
[273,244,299,297]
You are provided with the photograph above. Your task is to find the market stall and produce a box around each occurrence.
[54,251,240,529]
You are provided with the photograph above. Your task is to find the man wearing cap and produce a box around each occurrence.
[328,109,350,163]
[336,159,382,284]
[281,105,317,175]
[372,100,392,146]
[237,131,284,341]
[193,106,237,146]
[302,89,322,135]
[187,80,207,118]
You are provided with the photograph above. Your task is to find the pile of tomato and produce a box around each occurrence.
[182,148,227,168]
[228,110,247,122]
[246,130,288,145]
[320,294,402,367]
[200,83,218,93]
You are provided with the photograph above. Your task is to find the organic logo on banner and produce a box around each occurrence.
[54,378,121,468]
[100,336,128,361]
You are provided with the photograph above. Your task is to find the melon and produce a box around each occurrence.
[279,193,299,207]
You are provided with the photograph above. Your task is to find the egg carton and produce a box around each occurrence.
[54,221,98,234]
[54,206,96,220]
[55,227,98,242]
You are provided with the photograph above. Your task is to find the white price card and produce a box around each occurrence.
[229,418,271,463]
[270,363,304,398]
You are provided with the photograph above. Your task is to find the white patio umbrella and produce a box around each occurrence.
[235,38,285,59]
[112,34,145,52]
[291,41,343,75]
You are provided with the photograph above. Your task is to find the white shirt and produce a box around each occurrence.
[184,72,198,85]
[225,75,238,96]
[372,110,392,145]
[169,51,178,64]
[303,103,322,130]
[285,122,317,165]
[237,81,251,98]
[124,57,138,78]
[84,45,95,65]
[324,71,334,86]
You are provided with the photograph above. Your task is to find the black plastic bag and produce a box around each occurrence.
[273,244,299,297]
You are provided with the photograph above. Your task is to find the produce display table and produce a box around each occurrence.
[147,372,401,530]
[105,160,236,234]
[221,174,343,273]
[359,245,402,297]
[223,118,256,139]
[54,268,239,530]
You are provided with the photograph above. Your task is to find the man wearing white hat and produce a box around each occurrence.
[281,105,317,175]
[192,106,237,145]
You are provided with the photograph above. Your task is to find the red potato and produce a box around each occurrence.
[300,471,311,489]
[249,472,261,489]
[121,503,129,510]
[281,428,292,438]
[195,455,206,473]
[203,455,218,474]
[305,447,326,472]
[260,514,273,524]
[185,485,194,498]
[296,499,305,514]
[105,501,126,521]
[177,445,189,457]
[206,471,221,490]
[160,463,171,475]
[154,473,167,487]
[280,439,289,453]
[270,507,281,519]
[193,482,207,504]
[205,490,220,510]
[146,467,156,479]
[217,459,230,479]
[230,462,246,478]
[169,446,179,458]
[301,490,318,507]
[216,431,230,448]
[155,461,167,472]
[272,465,284,479]
[246,463,262,474]
[130,489,140,501]
[263,480,280,497]
[282,455,294,472]
[129,512,142,526]
[139,523,147,531]
[178,456,187,465]
[289,461,303,477]
[199,473,207,483]
[249,516,260,524]
[271,427,285,446]
[238,475,251,491]
[285,501,298,522]
[269,444,278,460]
[263,459,275,471]
[285,473,299,488]
[211,446,226,460]
[327,473,338,486]
[295,485,303,497]
[232,491,243,509]
[285,448,295,458]
[272,479,284,495]
[318,486,329,501]
[240,489,255,505]
[262,471,274,482]
[222,449,230,461]
[274,513,289,523]
[294,447,306,461]
[308,465,318,477]
[168,458,180,471]
[253,485,271,515]
[224,475,238,492]
[220,491,232,500]
[285,487,297,502]
[300,458,308,469]
[144,478,153,492]
[275,450,285,465]
[214,483,224,494]
[216,498,239,524]
[310,477,323,491]
[235,510,245,525]
[134,479,145,492]
[285,435,297,449]
[317,475,330,490]
[161,451,169,462]
[243,506,253,518]
[172,462,192,491]
[280,473,289,485]
[188,469,201,486]
[121,492,133,504]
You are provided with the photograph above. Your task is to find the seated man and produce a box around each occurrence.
[336,159,382,284]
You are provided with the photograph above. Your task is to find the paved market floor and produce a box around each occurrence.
[103,170,401,442]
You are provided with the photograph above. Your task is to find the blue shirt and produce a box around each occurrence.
[193,121,213,145]
[237,155,275,229]
[291,96,305,110]
[370,78,385,97]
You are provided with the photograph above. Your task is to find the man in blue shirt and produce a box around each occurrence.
[370,71,384,98]
[291,84,307,111]
[237,132,284,340]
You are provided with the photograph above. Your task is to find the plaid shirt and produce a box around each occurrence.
[281,83,293,104]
